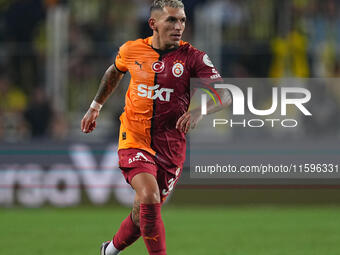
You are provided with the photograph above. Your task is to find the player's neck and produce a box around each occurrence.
[151,35,177,51]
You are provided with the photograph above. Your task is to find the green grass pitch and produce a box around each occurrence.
[1,206,340,255]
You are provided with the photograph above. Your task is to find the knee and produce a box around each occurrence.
[138,188,160,204]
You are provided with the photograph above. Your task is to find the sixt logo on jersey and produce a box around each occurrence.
[137,84,174,102]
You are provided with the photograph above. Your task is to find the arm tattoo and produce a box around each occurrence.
[94,65,124,104]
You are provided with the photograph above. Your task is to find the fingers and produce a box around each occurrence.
[81,118,85,131]
[176,110,202,133]
[81,117,90,133]
[176,113,185,132]
[83,120,95,133]
[81,109,98,133]
[83,120,96,133]
[176,112,191,133]
[183,113,191,133]
[83,117,92,133]
[176,112,187,130]
[88,121,96,133]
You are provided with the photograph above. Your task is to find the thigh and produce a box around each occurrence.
[130,172,160,203]
[118,148,158,184]
[119,148,160,204]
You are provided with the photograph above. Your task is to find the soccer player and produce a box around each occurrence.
[81,1,231,254]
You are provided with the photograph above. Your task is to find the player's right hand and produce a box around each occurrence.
[81,108,99,133]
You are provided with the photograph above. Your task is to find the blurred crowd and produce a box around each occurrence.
[0,0,340,142]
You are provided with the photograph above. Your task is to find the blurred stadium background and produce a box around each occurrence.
[1,0,340,254]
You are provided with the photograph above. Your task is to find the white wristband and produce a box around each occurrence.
[90,100,103,111]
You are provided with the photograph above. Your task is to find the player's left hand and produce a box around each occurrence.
[176,108,202,134]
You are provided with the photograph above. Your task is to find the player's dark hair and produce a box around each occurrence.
[150,0,184,14]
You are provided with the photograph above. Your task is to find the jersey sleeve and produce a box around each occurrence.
[189,49,223,94]
[114,43,129,73]
[190,50,223,82]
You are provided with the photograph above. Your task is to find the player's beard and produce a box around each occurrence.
[154,28,179,49]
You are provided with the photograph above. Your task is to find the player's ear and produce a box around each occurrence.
[148,18,157,31]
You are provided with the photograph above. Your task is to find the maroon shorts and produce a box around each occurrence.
[118,148,182,202]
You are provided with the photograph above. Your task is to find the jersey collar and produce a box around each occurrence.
[144,36,187,56]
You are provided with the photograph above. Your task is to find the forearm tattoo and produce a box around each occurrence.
[94,65,123,104]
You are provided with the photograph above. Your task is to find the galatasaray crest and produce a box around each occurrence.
[172,60,184,77]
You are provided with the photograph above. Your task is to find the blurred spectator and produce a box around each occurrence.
[269,30,309,78]
[0,73,28,141]
[24,87,53,138]
[0,74,27,113]
[1,0,340,142]
[134,0,152,38]
[4,0,46,93]
[68,18,93,82]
